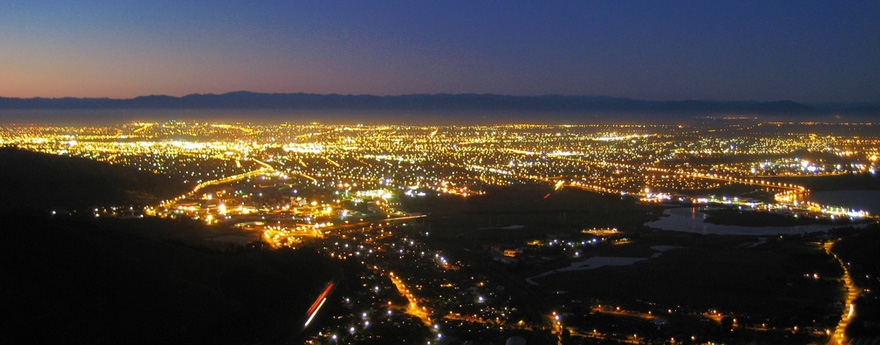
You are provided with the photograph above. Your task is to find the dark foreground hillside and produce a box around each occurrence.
[0,146,191,211]
[0,147,340,344]
[0,212,339,344]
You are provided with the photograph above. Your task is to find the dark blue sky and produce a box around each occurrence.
[2,1,878,103]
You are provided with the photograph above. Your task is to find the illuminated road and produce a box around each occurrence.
[130,122,154,134]
[826,241,859,345]
[250,157,276,171]
[263,215,425,248]
[314,214,427,235]
[190,167,272,193]
[156,166,274,213]
[387,272,432,327]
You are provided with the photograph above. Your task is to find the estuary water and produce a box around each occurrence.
[644,206,847,235]
[807,190,880,215]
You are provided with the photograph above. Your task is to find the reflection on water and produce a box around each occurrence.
[644,206,849,235]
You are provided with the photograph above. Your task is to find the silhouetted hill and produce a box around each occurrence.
[0,147,191,212]
[3,92,876,115]
[0,148,341,343]
[0,211,339,344]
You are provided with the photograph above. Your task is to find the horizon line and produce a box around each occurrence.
[4,91,877,105]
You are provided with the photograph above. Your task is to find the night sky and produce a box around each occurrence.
[2,1,878,103]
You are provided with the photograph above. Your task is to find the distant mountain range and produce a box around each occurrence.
[1,91,878,116]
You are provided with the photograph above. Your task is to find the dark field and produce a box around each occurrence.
[400,186,850,343]
[533,234,842,317]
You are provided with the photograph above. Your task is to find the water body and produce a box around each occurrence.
[807,190,880,215]
[644,206,846,235]
[527,256,648,285]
